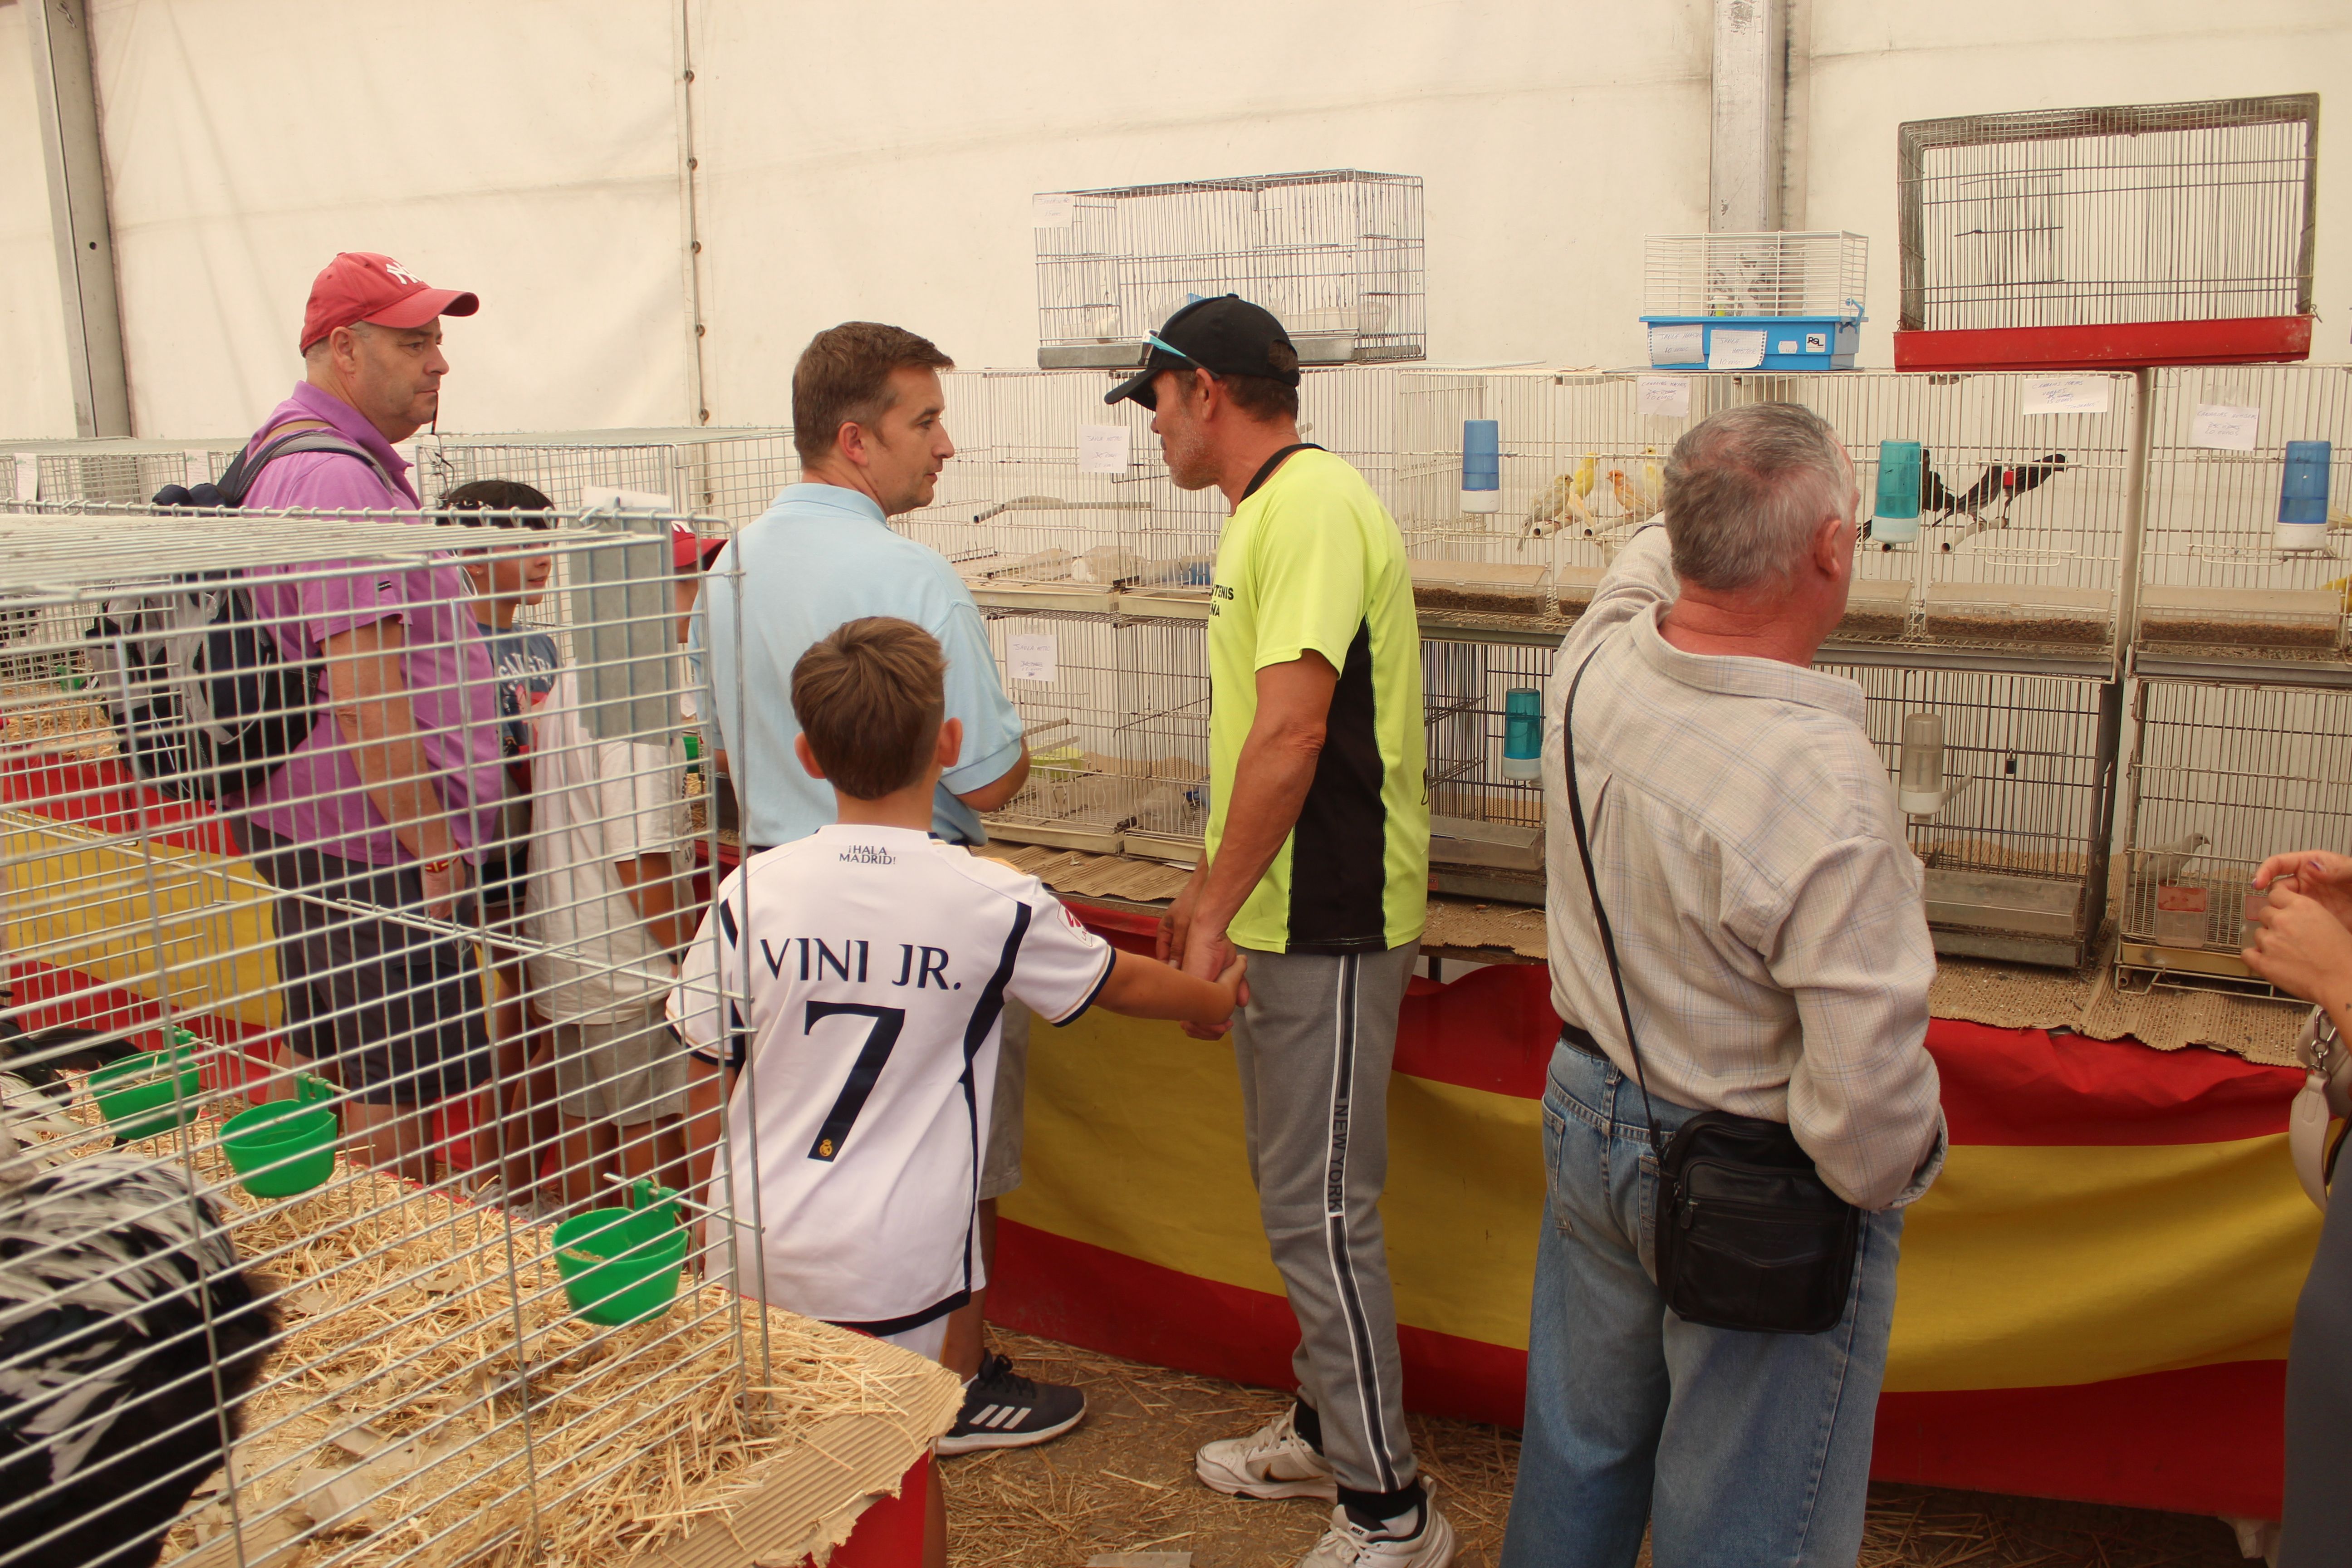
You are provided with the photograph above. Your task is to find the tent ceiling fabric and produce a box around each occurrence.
[0,1,2346,438]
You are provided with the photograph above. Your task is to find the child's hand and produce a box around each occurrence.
[1181,953,1250,1041]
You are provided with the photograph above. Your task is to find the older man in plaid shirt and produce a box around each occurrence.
[1503,403,1946,1568]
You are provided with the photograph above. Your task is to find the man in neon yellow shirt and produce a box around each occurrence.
[1111,297,1445,1568]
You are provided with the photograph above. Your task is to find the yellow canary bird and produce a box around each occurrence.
[1608,467,1662,523]
[2328,574,2352,614]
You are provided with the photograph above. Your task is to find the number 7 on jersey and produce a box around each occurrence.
[804,1002,908,1161]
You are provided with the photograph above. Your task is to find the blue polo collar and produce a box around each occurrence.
[771,482,888,525]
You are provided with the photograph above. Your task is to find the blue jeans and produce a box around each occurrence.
[1501,1039,1904,1568]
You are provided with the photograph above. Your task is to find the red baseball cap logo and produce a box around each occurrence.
[300,251,479,352]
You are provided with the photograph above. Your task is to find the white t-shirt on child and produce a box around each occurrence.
[525,665,691,1023]
[666,823,1113,1333]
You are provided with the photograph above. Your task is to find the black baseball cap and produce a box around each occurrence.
[1104,294,1302,410]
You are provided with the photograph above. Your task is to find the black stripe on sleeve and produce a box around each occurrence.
[1049,946,1117,1027]
[956,901,1032,1294]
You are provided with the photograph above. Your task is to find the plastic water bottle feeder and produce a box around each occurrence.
[1897,712,1970,818]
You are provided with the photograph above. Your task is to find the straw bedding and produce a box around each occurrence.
[28,1109,950,1568]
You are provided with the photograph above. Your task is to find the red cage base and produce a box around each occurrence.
[1894,316,2315,371]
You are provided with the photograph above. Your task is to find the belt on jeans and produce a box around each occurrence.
[1560,1024,1610,1061]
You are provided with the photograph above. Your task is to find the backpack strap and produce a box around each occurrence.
[215,421,402,507]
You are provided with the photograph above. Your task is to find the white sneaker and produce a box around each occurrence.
[1193,1406,1339,1501]
[1298,1490,1456,1568]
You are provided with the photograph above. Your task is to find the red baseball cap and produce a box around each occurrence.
[300,252,479,352]
[671,521,728,570]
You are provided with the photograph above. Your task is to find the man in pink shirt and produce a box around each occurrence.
[235,252,509,1185]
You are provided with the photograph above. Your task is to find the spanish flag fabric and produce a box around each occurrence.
[995,916,2318,1520]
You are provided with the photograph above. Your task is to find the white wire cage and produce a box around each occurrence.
[0,438,253,511]
[1394,369,2140,668]
[2118,677,2352,997]
[2134,363,2352,674]
[1896,95,2320,365]
[409,428,797,529]
[0,507,950,1568]
[1824,662,2121,969]
[1033,170,1426,369]
[978,612,1210,860]
[902,366,1405,618]
[1640,233,1868,372]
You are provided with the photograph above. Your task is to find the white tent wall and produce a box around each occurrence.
[0,3,2346,437]
[84,0,691,439]
[1803,0,2352,357]
[0,1,79,437]
[686,0,1713,415]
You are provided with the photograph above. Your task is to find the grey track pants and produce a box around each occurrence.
[1233,941,1420,1497]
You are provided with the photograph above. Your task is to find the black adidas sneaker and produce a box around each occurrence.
[936,1350,1086,1454]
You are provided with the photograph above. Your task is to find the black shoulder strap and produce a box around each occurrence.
[1563,637,1664,1151]
[216,426,400,507]
[1238,442,1324,502]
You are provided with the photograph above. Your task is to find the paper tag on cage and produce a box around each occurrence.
[2153,882,2210,945]
[1705,329,1766,372]
[1076,424,1132,475]
[1032,192,1076,229]
[12,456,35,502]
[1647,324,1703,365]
[582,484,675,511]
[2023,377,2111,416]
[182,449,212,488]
[1637,377,1691,419]
[2191,404,2261,453]
[1007,633,1058,683]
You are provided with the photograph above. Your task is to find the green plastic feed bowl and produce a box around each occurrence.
[552,1204,688,1327]
[88,1048,201,1142]
[220,1102,339,1197]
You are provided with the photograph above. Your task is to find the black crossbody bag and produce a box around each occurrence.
[1561,642,1860,1335]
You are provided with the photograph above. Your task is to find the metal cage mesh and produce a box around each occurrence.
[1034,170,1426,366]
[1897,95,2319,333]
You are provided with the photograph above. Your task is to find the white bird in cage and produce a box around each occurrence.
[2142,831,2211,887]
[0,1153,279,1568]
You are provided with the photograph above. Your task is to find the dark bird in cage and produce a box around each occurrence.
[1919,452,1962,518]
[0,1014,131,1112]
[1950,454,2069,547]
[0,1152,280,1568]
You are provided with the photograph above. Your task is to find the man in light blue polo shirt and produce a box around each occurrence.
[694,320,1083,1455]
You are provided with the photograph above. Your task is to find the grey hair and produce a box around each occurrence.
[1660,403,1853,591]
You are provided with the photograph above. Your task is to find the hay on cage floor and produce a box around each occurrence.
[103,1150,962,1568]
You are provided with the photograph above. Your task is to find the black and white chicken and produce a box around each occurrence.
[0,1147,279,1568]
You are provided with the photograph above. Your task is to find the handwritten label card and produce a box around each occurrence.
[1008,633,1058,684]
[13,456,36,503]
[1637,377,1691,419]
[1647,324,1703,366]
[1031,192,1075,229]
[1706,328,1767,372]
[2191,404,2261,452]
[1076,424,1132,475]
[2022,376,2112,416]
[183,449,213,488]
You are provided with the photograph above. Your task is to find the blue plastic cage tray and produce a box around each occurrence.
[1642,314,1860,372]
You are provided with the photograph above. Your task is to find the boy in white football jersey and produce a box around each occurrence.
[670,617,1243,1563]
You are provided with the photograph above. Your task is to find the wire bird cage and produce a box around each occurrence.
[979,613,1210,860]
[1033,170,1425,369]
[2133,363,2352,678]
[902,366,1404,617]
[410,427,797,528]
[1896,95,2320,370]
[1641,233,1868,372]
[1822,662,2121,968]
[2119,679,2352,996]
[0,509,953,1568]
[1421,638,1550,900]
[1395,368,2140,672]
[0,437,252,510]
